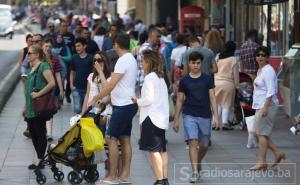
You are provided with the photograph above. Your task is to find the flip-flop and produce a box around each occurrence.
[119,178,132,184]
[95,179,120,185]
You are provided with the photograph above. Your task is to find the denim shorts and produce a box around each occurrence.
[106,104,138,139]
[182,114,211,144]
[71,88,86,114]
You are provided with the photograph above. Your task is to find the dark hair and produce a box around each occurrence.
[189,51,203,62]
[148,28,160,37]
[115,35,130,50]
[82,27,89,32]
[129,31,139,40]
[95,26,106,35]
[219,41,236,60]
[246,29,258,40]
[141,50,164,78]
[33,33,44,40]
[256,46,269,57]
[26,34,33,41]
[75,37,87,45]
[188,35,200,43]
[175,33,185,45]
[138,31,148,45]
[92,51,111,81]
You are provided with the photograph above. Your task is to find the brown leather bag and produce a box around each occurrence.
[32,64,57,120]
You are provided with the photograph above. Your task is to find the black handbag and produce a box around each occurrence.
[32,64,57,120]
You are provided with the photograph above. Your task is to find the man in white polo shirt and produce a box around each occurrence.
[90,35,138,184]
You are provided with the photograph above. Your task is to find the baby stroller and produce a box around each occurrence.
[231,72,256,130]
[34,107,103,185]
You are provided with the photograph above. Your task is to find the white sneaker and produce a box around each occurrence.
[246,143,257,149]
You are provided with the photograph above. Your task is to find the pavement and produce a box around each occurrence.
[0,82,299,185]
[0,19,299,185]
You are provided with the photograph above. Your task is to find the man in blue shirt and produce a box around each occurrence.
[70,38,93,114]
[173,51,220,183]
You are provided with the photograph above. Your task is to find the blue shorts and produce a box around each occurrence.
[106,104,138,139]
[182,114,211,144]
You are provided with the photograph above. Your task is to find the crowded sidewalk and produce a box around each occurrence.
[0,82,298,185]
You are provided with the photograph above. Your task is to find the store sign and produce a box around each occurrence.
[245,0,288,5]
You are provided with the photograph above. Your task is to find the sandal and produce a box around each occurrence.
[153,180,164,185]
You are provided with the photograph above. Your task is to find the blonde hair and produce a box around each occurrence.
[142,50,164,78]
[204,30,224,53]
[29,45,47,62]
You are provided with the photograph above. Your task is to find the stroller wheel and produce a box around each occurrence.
[36,174,46,185]
[53,171,64,182]
[68,171,83,184]
[83,169,99,183]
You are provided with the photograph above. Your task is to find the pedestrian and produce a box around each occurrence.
[42,40,64,142]
[81,27,100,55]
[131,50,170,185]
[81,51,111,132]
[239,29,259,80]
[182,35,218,76]
[249,46,285,170]
[173,51,220,183]
[214,41,239,130]
[204,29,225,56]
[23,45,55,170]
[18,33,33,138]
[89,35,138,184]
[70,38,94,114]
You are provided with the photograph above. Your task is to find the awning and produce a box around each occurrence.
[245,0,288,5]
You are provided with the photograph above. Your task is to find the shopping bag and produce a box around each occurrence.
[80,117,105,157]
[245,115,255,132]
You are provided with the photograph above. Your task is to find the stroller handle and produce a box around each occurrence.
[82,106,93,117]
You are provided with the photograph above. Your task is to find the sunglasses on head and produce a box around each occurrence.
[256,52,266,57]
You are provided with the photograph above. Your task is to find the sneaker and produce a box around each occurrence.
[23,130,31,138]
[246,143,257,149]
[189,172,199,183]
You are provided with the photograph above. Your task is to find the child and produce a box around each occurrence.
[173,51,220,183]
[132,50,170,185]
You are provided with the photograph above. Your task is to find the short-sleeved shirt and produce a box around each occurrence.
[182,46,216,76]
[111,52,137,106]
[24,62,51,118]
[178,73,215,118]
[70,54,93,90]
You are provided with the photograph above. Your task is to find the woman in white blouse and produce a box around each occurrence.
[132,50,169,185]
[250,46,285,170]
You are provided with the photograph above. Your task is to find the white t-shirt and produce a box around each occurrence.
[111,53,137,106]
[94,35,105,51]
[171,46,188,66]
[137,72,169,130]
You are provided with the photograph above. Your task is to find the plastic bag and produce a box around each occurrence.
[245,115,255,133]
[80,117,105,157]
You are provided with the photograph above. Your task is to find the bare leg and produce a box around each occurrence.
[118,136,132,180]
[104,137,119,180]
[250,135,268,170]
[188,140,199,172]
[150,152,164,180]
[197,143,208,171]
[267,138,285,167]
[160,152,168,179]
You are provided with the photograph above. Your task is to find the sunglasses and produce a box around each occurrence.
[28,52,36,55]
[256,53,266,57]
[94,58,103,63]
